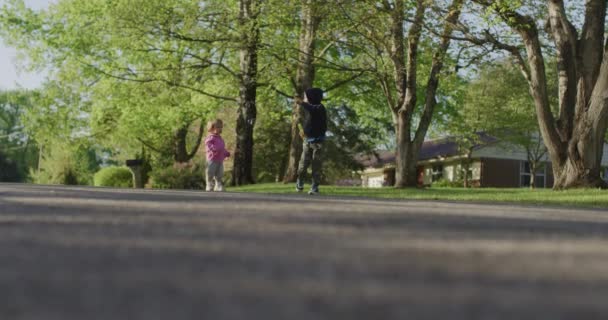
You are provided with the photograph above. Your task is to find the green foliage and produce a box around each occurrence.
[89,80,215,162]
[251,90,378,184]
[0,89,39,181]
[30,142,100,185]
[148,162,205,190]
[93,166,133,188]
[326,76,394,148]
[321,104,371,183]
[20,82,91,144]
[0,151,21,182]
[2,0,234,167]
[2,0,568,190]
[447,60,558,153]
[252,92,291,183]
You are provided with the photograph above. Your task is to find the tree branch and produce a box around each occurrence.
[325,70,367,92]
[414,0,464,145]
[187,121,205,159]
[257,83,292,98]
[80,60,237,101]
[403,0,426,124]
[136,137,163,154]
[547,0,578,139]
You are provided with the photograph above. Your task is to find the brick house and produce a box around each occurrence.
[358,134,608,188]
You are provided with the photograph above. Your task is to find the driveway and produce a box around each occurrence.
[1,183,608,319]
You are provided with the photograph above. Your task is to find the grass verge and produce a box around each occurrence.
[228,183,608,208]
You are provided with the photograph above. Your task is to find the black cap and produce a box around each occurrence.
[305,88,323,105]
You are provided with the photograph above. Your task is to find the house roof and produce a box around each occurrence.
[419,132,498,160]
[355,150,395,168]
[357,132,498,168]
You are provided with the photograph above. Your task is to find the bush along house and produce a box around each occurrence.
[358,133,608,188]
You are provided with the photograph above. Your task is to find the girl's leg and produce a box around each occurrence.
[214,163,225,191]
[206,162,218,191]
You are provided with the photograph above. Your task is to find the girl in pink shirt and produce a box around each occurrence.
[205,119,230,191]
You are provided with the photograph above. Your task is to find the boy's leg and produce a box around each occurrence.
[310,142,323,193]
[214,163,225,192]
[206,162,218,192]
[296,142,312,191]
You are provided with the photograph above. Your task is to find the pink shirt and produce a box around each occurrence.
[205,134,230,162]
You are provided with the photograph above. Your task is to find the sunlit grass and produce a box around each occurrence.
[229,183,608,208]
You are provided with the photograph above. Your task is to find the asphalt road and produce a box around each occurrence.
[1,183,608,320]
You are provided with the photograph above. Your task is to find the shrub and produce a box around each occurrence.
[31,143,100,185]
[148,162,205,190]
[431,178,464,188]
[94,166,133,188]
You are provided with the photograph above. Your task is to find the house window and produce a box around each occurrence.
[431,165,443,182]
[520,161,546,188]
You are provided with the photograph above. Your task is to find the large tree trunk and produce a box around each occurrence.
[392,0,420,188]
[552,56,608,188]
[394,111,419,187]
[494,0,608,189]
[231,0,259,186]
[395,142,419,187]
[548,3,608,189]
[283,0,320,183]
[554,45,608,188]
[173,128,191,163]
[283,109,304,183]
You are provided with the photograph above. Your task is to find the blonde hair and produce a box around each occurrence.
[207,119,224,133]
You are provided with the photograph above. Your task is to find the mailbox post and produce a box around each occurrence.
[126,159,144,188]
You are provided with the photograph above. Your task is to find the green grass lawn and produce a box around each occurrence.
[228,183,608,208]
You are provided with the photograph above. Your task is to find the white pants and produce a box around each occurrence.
[206,161,225,191]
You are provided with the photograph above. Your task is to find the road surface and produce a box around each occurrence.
[1,183,608,319]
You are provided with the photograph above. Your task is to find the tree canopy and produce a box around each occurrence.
[1,0,606,189]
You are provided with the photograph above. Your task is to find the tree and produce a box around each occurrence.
[282,0,322,183]
[263,0,370,183]
[464,0,608,189]
[251,91,292,182]
[90,78,211,165]
[231,0,261,186]
[15,82,102,185]
[337,0,465,187]
[0,0,464,189]
[28,140,100,185]
[450,62,558,188]
[0,89,38,181]
[0,0,266,184]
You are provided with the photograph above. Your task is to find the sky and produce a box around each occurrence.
[0,0,55,90]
